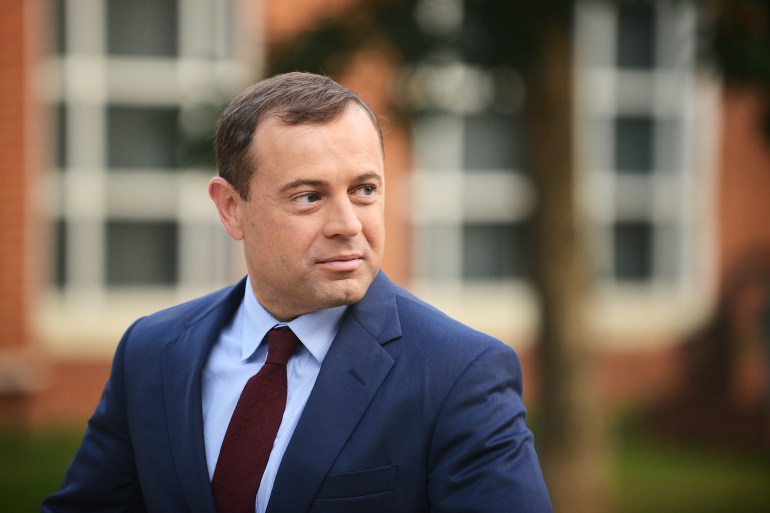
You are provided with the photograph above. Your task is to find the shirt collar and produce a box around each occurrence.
[241,276,347,363]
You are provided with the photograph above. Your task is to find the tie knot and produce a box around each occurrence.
[265,327,299,366]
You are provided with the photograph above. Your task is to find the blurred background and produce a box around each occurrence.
[2,0,770,511]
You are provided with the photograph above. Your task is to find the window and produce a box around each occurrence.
[107,0,178,57]
[614,115,655,173]
[462,222,529,279]
[613,221,653,281]
[411,1,711,340]
[576,1,704,292]
[412,90,532,287]
[617,2,656,69]
[107,106,181,169]
[106,221,179,285]
[45,0,256,348]
[463,111,525,170]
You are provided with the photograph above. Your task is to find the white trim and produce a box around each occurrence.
[38,0,258,355]
[410,0,719,349]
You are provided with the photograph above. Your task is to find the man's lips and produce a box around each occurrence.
[316,254,364,271]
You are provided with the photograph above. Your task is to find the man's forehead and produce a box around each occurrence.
[246,106,384,189]
[251,105,382,153]
[260,103,375,132]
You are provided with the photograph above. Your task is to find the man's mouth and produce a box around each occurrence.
[316,254,364,271]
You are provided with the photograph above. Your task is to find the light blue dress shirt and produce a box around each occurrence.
[202,276,347,513]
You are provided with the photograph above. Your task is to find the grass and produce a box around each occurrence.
[615,434,770,513]
[1,417,769,513]
[0,427,83,513]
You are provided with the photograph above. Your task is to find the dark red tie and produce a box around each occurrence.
[211,327,299,513]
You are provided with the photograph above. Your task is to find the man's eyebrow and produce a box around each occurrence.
[279,179,327,193]
[279,172,383,193]
[353,172,383,185]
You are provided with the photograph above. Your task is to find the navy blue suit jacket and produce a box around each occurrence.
[43,272,552,512]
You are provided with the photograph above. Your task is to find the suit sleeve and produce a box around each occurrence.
[41,322,147,513]
[427,344,553,513]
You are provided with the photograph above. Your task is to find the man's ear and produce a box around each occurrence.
[209,176,245,241]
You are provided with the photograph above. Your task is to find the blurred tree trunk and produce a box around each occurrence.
[524,14,611,513]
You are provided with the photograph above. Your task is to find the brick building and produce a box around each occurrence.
[2,0,770,434]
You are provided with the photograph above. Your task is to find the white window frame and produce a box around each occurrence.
[409,1,718,349]
[38,0,260,356]
[576,0,718,344]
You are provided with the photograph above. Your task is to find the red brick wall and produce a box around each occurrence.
[0,0,30,352]
[715,88,770,409]
[0,0,48,429]
[719,89,770,283]
[262,0,358,42]
[29,360,112,428]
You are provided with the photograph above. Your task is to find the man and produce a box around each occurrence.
[43,72,552,513]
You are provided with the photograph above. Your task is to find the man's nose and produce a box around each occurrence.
[323,196,363,238]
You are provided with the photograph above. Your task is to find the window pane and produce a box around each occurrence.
[53,0,66,54]
[463,222,529,279]
[107,106,180,169]
[614,221,653,281]
[617,2,656,69]
[107,0,178,56]
[56,103,67,169]
[106,221,178,285]
[178,105,219,168]
[463,111,524,171]
[615,115,654,173]
[53,218,67,288]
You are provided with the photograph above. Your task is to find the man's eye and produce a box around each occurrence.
[298,193,320,204]
[357,185,375,195]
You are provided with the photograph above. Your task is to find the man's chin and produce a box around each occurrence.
[316,278,371,308]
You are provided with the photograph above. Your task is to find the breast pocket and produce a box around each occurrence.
[311,464,399,513]
[316,464,399,499]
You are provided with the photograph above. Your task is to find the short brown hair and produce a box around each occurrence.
[215,72,383,199]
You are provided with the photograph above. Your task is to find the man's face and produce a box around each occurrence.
[233,105,385,321]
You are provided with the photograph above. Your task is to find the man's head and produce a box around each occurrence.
[215,71,383,200]
[209,72,386,321]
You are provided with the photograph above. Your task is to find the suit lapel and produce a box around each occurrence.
[162,280,246,513]
[266,272,401,513]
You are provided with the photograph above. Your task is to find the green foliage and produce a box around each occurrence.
[713,0,770,139]
[268,0,432,77]
[714,0,770,84]
[268,0,573,78]
[460,0,572,68]
[267,0,577,131]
